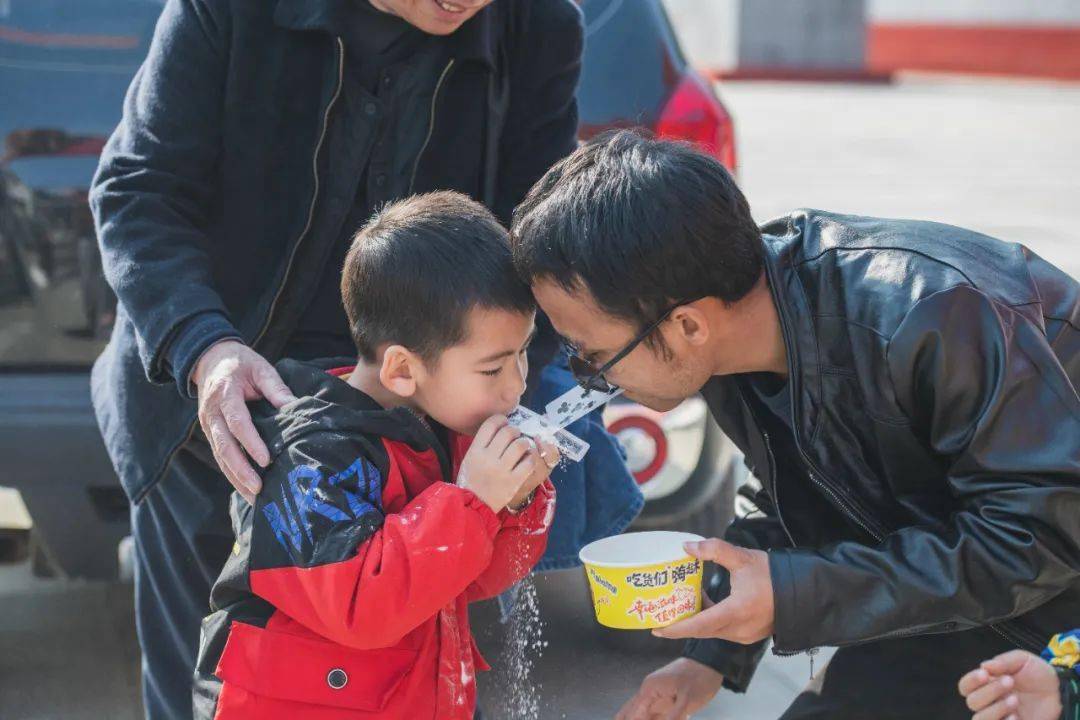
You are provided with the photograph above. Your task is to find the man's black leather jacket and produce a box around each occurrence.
[685,210,1079,692]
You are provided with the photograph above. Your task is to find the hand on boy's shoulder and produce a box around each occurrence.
[192,339,298,504]
[455,414,560,514]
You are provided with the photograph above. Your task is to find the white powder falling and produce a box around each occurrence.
[490,560,546,719]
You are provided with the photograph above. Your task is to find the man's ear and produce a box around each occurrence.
[379,345,420,397]
[671,304,710,347]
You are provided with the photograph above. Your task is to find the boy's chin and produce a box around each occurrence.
[431,406,523,437]
[430,416,484,437]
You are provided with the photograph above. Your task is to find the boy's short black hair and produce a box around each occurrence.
[510,129,763,345]
[342,191,535,364]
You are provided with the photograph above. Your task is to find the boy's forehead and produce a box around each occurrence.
[459,305,536,349]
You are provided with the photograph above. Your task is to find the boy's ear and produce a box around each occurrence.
[379,345,421,397]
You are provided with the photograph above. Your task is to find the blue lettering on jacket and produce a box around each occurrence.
[262,457,383,554]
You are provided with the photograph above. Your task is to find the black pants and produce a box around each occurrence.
[779,626,1015,719]
[131,432,233,720]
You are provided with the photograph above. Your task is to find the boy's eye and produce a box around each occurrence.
[480,367,502,376]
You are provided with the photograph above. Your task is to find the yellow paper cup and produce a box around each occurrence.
[579,531,705,630]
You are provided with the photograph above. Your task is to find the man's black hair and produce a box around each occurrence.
[510,129,763,348]
[342,191,535,364]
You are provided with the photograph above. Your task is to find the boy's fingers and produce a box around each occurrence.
[964,674,1014,712]
[958,668,992,696]
[512,440,540,476]
[511,456,537,482]
[503,436,534,470]
[475,415,508,447]
[538,440,561,469]
[491,424,523,457]
[972,694,1018,720]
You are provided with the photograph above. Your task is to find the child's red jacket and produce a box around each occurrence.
[193,360,555,719]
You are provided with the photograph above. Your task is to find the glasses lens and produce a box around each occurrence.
[561,340,617,393]
[567,355,614,393]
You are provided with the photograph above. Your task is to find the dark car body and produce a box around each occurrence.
[0,0,740,579]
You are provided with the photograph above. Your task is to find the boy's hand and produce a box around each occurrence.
[456,415,542,513]
[507,439,560,511]
[958,649,1062,720]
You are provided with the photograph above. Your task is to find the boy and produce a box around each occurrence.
[193,192,559,719]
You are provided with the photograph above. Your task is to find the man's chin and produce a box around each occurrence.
[623,393,686,412]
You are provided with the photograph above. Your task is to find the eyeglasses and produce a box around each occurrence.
[561,298,700,394]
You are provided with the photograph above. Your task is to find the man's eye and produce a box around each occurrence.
[480,368,502,376]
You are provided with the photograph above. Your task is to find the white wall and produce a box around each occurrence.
[868,0,1080,25]
[663,0,866,72]
[662,0,739,71]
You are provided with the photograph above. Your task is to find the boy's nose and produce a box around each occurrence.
[504,355,528,406]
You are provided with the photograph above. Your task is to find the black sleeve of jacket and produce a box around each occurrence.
[89,0,239,393]
[682,516,791,693]
[770,285,1080,652]
[496,0,583,396]
[248,428,388,572]
[493,0,582,226]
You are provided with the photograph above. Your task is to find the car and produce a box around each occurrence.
[0,0,744,581]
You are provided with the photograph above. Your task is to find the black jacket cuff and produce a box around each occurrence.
[682,636,769,694]
[164,310,242,399]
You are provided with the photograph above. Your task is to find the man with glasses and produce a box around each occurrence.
[511,129,1080,719]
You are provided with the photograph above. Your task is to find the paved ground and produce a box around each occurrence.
[1,76,1077,719]
[723,74,1080,280]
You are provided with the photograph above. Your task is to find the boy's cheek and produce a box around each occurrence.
[425,377,515,436]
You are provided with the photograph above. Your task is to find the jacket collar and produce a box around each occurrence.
[268,358,456,480]
[273,0,499,67]
[760,229,822,446]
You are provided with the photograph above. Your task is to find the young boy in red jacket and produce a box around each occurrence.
[193,192,559,719]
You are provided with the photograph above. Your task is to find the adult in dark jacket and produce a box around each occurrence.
[88,0,585,717]
[510,130,1080,719]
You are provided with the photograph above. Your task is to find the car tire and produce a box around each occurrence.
[631,414,740,537]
